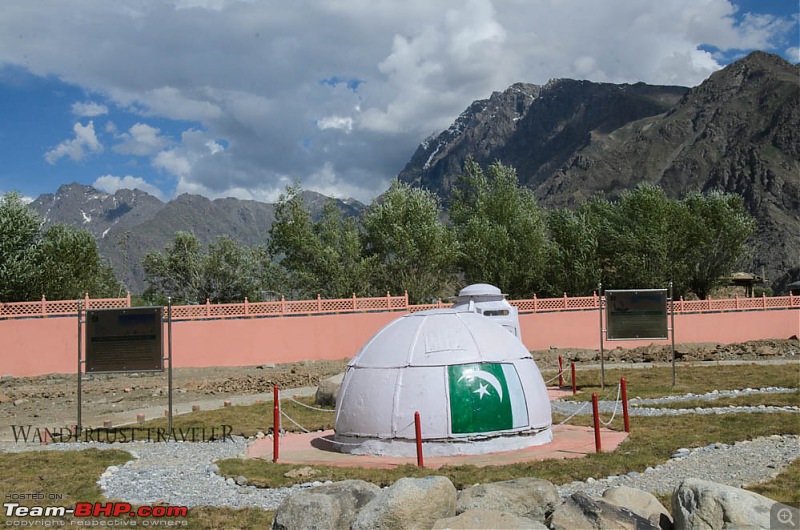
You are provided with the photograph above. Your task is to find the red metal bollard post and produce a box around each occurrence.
[273,386,280,463]
[558,356,564,387]
[571,362,577,395]
[592,393,601,453]
[621,377,630,433]
[414,411,424,468]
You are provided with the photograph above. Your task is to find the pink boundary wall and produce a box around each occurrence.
[1,307,797,377]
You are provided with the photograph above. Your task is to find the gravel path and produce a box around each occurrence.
[558,434,800,499]
[551,386,799,417]
[0,438,315,510]
[2,388,798,511]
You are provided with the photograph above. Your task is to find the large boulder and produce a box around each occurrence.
[314,373,344,406]
[602,485,673,529]
[352,476,457,530]
[272,479,379,530]
[456,478,559,523]
[672,477,796,530]
[433,509,548,529]
[549,492,660,530]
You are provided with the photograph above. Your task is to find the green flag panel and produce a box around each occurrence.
[448,363,528,434]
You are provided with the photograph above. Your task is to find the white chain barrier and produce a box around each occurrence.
[600,383,622,427]
[276,394,366,447]
[280,409,312,434]
[284,395,336,413]
[555,400,591,426]
[543,369,564,385]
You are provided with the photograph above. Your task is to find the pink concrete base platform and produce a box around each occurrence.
[246,425,628,469]
[246,386,627,469]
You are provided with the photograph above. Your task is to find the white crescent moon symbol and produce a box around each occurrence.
[458,369,503,402]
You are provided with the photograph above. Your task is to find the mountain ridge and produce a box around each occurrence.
[29,183,364,293]
[399,51,799,288]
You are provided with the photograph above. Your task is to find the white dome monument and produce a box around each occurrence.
[333,308,552,456]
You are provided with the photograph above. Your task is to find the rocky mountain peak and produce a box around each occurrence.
[30,183,165,237]
[398,51,798,287]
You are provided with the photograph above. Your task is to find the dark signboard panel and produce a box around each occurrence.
[85,307,163,373]
[606,289,668,340]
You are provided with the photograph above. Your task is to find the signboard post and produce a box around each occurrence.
[599,286,676,387]
[77,303,173,437]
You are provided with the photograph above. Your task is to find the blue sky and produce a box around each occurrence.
[0,0,797,204]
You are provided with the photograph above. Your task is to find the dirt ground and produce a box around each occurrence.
[0,339,797,437]
[0,359,349,435]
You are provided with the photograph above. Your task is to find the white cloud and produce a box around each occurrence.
[153,129,225,183]
[317,116,353,132]
[72,101,108,117]
[787,46,800,63]
[113,123,171,156]
[93,175,165,200]
[44,121,103,164]
[3,0,798,200]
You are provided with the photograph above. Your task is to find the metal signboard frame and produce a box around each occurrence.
[598,283,677,388]
[605,289,668,341]
[85,306,164,373]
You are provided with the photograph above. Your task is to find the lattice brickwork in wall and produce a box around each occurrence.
[1,291,798,321]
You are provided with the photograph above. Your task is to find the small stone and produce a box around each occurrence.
[256,431,265,439]
[283,466,318,478]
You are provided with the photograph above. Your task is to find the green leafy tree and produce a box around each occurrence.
[451,159,548,298]
[681,191,756,299]
[0,191,122,302]
[203,237,284,303]
[143,231,204,304]
[545,187,756,299]
[590,185,687,293]
[38,224,123,299]
[545,208,602,295]
[143,232,283,304]
[314,202,375,298]
[0,192,42,301]
[268,185,373,298]
[362,180,458,303]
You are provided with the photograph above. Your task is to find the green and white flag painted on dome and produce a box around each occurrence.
[448,363,529,434]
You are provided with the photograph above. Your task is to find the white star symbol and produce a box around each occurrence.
[474,382,491,399]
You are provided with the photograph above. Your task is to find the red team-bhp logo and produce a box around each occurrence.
[4,501,188,524]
